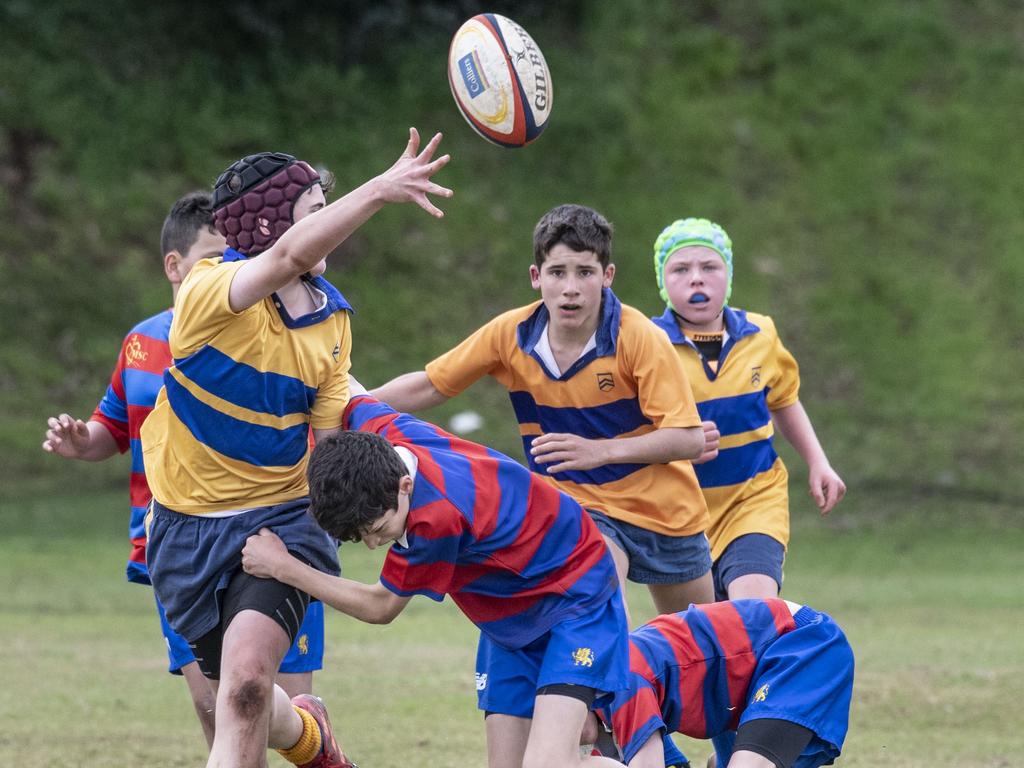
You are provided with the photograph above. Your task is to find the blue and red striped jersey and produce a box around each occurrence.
[608,599,798,750]
[344,396,619,650]
[92,309,175,584]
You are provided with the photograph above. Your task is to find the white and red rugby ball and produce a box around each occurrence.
[447,13,553,148]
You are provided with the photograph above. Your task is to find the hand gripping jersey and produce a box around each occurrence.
[344,396,620,649]
[91,309,174,583]
[651,307,800,559]
[603,599,853,768]
[142,251,352,513]
[425,289,708,537]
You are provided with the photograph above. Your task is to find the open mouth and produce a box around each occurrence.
[560,303,582,311]
[689,293,710,304]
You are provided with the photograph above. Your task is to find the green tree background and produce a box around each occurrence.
[3,0,1022,504]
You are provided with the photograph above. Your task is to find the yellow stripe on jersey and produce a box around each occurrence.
[142,256,351,514]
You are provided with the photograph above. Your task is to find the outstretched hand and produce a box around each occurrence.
[42,413,91,458]
[377,127,453,218]
[242,527,291,580]
[531,432,608,473]
[692,420,720,465]
[809,463,846,515]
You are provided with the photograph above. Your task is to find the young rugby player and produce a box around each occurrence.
[140,130,451,768]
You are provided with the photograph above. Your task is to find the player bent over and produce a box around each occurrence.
[585,599,853,768]
[242,382,631,768]
[141,130,451,768]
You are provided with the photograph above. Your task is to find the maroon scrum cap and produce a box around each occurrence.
[212,152,321,256]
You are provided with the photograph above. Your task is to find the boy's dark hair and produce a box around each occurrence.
[532,204,613,268]
[160,191,216,258]
[307,431,408,542]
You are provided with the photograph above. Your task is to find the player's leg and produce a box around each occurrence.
[647,570,714,614]
[486,714,532,768]
[156,593,217,747]
[204,607,294,768]
[277,599,326,697]
[726,718,815,768]
[524,692,624,768]
[181,662,217,747]
[714,534,785,602]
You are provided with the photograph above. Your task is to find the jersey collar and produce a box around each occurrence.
[516,287,622,381]
[221,248,353,328]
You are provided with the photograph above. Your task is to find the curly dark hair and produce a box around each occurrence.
[307,431,408,542]
[532,203,613,268]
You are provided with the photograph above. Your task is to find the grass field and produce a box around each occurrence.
[1,485,1021,768]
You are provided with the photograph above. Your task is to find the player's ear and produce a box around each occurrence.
[529,263,542,289]
[603,263,616,287]
[164,250,184,284]
[399,474,414,494]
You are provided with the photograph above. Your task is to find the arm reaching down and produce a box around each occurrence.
[242,528,410,624]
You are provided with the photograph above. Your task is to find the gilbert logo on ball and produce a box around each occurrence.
[448,13,552,147]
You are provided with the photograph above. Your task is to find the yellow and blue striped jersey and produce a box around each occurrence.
[141,251,352,514]
[426,289,708,537]
[651,306,799,558]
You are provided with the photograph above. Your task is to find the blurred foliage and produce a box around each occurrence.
[2,0,1022,503]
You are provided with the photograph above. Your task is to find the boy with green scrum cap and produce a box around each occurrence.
[650,218,846,603]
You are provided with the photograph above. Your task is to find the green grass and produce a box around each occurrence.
[1,488,1021,767]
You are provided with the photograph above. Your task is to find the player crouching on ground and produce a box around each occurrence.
[582,599,854,768]
[242,378,632,768]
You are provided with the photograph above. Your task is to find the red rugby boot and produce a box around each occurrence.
[291,694,358,768]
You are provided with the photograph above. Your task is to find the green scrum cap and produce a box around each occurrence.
[653,217,734,308]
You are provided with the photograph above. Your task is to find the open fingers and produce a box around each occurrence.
[415,131,444,163]
[403,126,421,158]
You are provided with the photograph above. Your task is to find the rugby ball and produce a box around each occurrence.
[447,14,553,148]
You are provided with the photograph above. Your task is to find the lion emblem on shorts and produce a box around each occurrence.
[572,647,595,667]
[753,683,769,703]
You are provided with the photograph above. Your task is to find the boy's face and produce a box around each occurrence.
[167,226,227,289]
[293,184,328,277]
[663,245,728,329]
[529,244,615,336]
[360,474,413,550]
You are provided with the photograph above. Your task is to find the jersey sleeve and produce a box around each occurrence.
[425,314,514,396]
[379,506,464,600]
[169,259,247,358]
[309,314,352,431]
[626,316,703,429]
[90,338,132,453]
[764,318,801,410]
[610,676,667,765]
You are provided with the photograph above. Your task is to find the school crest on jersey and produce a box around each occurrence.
[124,334,148,367]
[572,647,595,667]
[751,366,762,386]
[332,342,341,362]
[596,372,615,391]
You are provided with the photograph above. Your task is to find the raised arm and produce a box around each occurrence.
[370,371,449,412]
[771,400,846,514]
[42,414,120,462]
[530,425,704,474]
[228,129,453,312]
[242,528,410,624]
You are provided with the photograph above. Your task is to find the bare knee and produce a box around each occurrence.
[229,676,269,720]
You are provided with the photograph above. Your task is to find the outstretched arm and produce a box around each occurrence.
[242,528,410,624]
[771,401,846,515]
[371,371,449,412]
[228,128,453,312]
[42,414,120,461]
[531,425,704,474]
